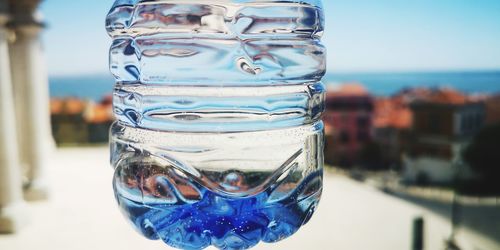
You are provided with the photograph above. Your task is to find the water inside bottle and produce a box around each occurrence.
[107,1,326,249]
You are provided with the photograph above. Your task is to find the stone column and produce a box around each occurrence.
[0,3,28,233]
[8,0,53,201]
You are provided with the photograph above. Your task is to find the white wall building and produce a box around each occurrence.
[402,90,485,185]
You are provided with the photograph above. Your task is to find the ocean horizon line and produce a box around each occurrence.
[48,70,500,101]
[48,69,500,79]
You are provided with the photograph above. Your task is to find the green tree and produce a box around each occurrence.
[463,124,500,194]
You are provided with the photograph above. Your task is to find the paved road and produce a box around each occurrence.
[386,190,500,248]
[0,148,497,250]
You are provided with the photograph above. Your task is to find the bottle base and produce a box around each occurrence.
[114,169,322,250]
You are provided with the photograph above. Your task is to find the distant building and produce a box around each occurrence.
[323,83,374,167]
[51,98,89,144]
[485,94,500,125]
[373,95,413,169]
[403,88,485,184]
[51,96,114,145]
[84,95,114,143]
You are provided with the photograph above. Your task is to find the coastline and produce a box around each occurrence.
[49,70,500,101]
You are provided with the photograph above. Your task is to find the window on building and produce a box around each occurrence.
[357,131,370,143]
[466,114,473,131]
[357,116,370,128]
[475,113,483,130]
[461,113,480,133]
[428,113,441,134]
[461,114,467,133]
[339,131,350,144]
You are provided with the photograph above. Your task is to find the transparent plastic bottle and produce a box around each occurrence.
[106,0,326,249]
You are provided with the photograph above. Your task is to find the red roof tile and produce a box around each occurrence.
[374,97,412,129]
[327,83,370,97]
[50,98,86,115]
[408,88,472,105]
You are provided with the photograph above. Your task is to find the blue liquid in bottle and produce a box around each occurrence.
[107,0,326,249]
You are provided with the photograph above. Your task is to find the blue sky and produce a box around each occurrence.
[41,0,500,76]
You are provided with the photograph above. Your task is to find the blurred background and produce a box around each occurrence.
[1,0,499,250]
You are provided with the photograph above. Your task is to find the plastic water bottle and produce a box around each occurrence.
[106,0,326,249]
